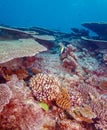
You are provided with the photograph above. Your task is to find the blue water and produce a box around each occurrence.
[0,0,107,32]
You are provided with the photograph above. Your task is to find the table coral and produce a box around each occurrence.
[0,38,47,63]
[29,73,61,103]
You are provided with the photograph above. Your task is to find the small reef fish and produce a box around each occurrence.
[59,42,65,54]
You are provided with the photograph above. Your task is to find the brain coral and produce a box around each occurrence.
[29,73,61,103]
[0,84,12,112]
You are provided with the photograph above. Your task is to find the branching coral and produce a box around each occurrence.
[29,73,61,103]
[92,101,107,130]
[71,82,107,129]
[0,84,12,112]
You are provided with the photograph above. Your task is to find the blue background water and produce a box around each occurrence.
[0,0,107,32]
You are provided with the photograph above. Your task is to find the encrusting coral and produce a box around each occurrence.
[29,73,61,103]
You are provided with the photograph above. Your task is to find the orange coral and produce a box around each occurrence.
[56,87,71,110]
[29,73,61,103]
[1,67,29,80]
[14,68,29,80]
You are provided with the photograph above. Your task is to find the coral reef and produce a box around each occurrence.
[0,25,107,130]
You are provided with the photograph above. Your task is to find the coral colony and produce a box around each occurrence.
[0,23,107,130]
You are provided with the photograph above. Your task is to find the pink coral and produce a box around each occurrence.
[72,82,107,129]
[29,73,61,103]
[0,84,12,112]
[92,100,107,130]
[0,75,44,130]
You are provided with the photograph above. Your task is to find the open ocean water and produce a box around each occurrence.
[0,0,107,32]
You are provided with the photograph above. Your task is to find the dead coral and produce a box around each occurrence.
[29,73,61,103]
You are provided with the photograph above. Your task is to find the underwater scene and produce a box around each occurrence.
[0,0,107,130]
